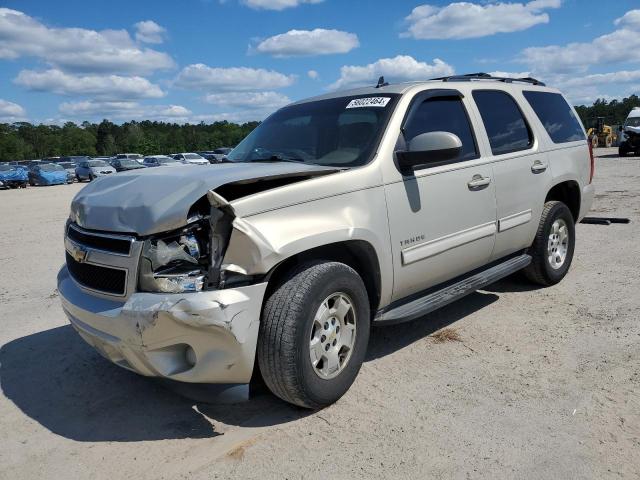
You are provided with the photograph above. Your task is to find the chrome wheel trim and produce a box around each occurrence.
[309,292,357,380]
[547,218,569,270]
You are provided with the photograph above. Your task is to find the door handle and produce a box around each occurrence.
[531,160,548,173]
[467,174,491,190]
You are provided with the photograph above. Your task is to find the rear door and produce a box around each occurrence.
[470,89,552,261]
[384,90,497,301]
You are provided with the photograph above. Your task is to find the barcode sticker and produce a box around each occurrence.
[346,97,391,109]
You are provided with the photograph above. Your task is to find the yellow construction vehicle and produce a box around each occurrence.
[587,117,616,148]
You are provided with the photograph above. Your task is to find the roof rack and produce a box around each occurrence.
[431,72,546,86]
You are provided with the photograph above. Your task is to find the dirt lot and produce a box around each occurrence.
[0,148,638,479]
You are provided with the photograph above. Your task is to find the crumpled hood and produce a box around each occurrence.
[70,162,338,236]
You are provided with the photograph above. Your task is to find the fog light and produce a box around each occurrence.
[185,346,197,367]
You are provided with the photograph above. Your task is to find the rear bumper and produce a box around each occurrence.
[579,183,596,220]
[57,266,267,384]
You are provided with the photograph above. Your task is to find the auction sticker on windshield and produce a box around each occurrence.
[346,97,391,109]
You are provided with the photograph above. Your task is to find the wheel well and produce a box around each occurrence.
[264,240,382,314]
[545,181,581,221]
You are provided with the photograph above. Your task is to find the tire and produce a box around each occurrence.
[28,179,35,186]
[591,136,598,149]
[524,201,575,286]
[619,146,627,157]
[258,261,370,409]
[605,135,612,148]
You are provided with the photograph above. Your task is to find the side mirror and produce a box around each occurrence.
[396,131,462,170]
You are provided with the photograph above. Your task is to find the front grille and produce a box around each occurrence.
[67,225,132,255]
[66,252,127,295]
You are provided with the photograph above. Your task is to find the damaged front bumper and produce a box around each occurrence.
[58,266,267,385]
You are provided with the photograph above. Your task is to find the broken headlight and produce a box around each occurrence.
[138,224,209,293]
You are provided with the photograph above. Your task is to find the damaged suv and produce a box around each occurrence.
[58,74,594,408]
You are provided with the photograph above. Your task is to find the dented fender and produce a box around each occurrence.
[214,185,394,307]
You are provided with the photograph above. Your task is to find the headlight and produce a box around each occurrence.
[138,225,208,293]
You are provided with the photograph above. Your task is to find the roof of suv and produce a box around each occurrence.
[291,74,557,106]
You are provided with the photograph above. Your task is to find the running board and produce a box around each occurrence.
[375,254,531,325]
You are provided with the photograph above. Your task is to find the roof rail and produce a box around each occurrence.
[431,73,546,86]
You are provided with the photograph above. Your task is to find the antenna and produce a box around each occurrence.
[376,76,389,88]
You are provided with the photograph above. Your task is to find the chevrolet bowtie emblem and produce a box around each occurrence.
[66,239,88,263]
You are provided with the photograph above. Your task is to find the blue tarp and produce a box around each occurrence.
[0,167,28,182]
[35,169,68,185]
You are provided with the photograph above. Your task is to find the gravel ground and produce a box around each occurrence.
[0,148,638,479]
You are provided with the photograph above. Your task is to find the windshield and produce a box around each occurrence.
[89,160,108,167]
[40,163,64,172]
[184,153,204,159]
[214,148,232,154]
[59,162,75,168]
[0,164,14,171]
[120,159,141,167]
[625,117,640,127]
[158,156,179,164]
[227,94,400,167]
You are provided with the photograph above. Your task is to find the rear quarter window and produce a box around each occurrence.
[523,91,585,143]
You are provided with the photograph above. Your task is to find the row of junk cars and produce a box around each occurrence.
[0,148,233,189]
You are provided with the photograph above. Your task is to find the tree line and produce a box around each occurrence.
[574,94,640,129]
[0,119,259,162]
[1,95,640,162]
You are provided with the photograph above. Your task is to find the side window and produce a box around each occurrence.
[403,96,478,162]
[473,90,533,155]
[522,91,585,143]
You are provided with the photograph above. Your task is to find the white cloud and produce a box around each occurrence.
[175,63,296,91]
[520,9,640,74]
[240,0,323,11]
[254,29,359,57]
[204,91,290,109]
[488,71,532,79]
[15,69,165,99]
[59,100,192,121]
[329,55,454,90]
[402,0,561,40]
[0,99,27,122]
[308,69,319,80]
[134,20,166,44]
[0,8,174,74]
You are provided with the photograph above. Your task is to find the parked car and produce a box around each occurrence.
[75,158,116,181]
[172,153,209,165]
[197,148,232,163]
[618,107,640,156]
[59,74,594,409]
[142,155,183,167]
[0,164,28,188]
[115,153,145,165]
[58,162,78,182]
[28,162,68,186]
[110,157,146,172]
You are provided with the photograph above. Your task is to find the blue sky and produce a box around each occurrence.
[1,0,639,124]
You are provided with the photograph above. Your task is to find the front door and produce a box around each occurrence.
[384,92,497,301]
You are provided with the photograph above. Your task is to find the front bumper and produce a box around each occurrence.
[58,266,267,384]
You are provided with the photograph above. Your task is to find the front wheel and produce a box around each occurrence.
[258,261,370,409]
[524,201,575,286]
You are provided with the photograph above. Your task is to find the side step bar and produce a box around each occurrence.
[375,254,531,325]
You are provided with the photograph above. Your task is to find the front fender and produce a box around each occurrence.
[220,186,393,306]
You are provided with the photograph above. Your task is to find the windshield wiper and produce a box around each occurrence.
[250,155,305,164]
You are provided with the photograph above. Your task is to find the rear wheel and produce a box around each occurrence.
[605,135,613,148]
[258,261,370,409]
[524,201,575,286]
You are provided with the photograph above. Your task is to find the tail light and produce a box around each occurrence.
[588,141,595,184]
